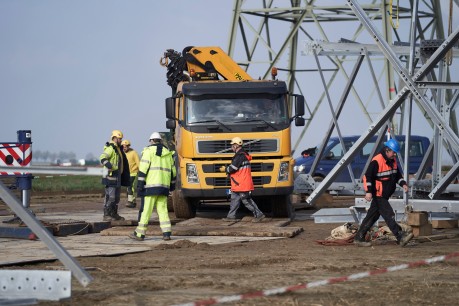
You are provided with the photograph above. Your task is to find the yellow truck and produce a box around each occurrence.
[161,46,305,219]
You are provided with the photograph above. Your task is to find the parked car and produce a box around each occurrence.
[293,135,431,182]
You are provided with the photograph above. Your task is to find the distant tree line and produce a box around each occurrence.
[32,150,99,165]
[33,150,76,163]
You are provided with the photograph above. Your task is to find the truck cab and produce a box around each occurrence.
[162,47,305,219]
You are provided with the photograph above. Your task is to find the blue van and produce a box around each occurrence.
[293,135,431,182]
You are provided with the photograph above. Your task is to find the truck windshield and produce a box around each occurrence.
[186,94,289,125]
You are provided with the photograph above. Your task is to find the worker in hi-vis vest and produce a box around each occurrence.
[121,139,140,208]
[100,130,130,221]
[129,132,176,241]
[223,136,265,223]
[354,138,413,247]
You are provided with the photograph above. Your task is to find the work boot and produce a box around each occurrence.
[111,206,125,221]
[353,239,372,247]
[128,232,144,241]
[252,214,266,223]
[103,207,114,221]
[126,201,136,208]
[162,232,171,241]
[398,232,414,247]
[353,231,371,247]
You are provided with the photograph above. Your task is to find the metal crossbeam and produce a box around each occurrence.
[0,180,93,287]
[306,1,459,206]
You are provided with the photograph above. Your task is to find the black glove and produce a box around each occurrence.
[105,162,113,169]
[137,181,145,193]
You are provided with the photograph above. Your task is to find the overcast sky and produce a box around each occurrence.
[0,1,234,160]
[1,1,457,162]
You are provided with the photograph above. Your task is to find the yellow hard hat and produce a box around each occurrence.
[111,130,123,139]
[230,137,243,146]
[121,140,131,146]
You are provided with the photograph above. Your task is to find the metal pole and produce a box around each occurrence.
[0,180,93,287]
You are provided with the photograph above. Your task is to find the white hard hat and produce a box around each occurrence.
[230,137,243,146]
[149,132,161,140]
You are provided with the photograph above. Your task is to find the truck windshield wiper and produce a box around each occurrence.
[234,119,276,130]
[192,120,232,131]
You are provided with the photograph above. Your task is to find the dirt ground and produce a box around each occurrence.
[4,193,459,306]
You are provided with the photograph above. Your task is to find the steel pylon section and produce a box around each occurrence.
[227,0,459,204]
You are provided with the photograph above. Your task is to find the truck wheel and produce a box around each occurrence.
[172,190,196,219]
[271,195,295,220]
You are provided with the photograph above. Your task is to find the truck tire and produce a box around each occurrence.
[271,195,295,220]
[172,190,196,219]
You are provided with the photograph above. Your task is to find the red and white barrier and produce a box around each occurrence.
[0,143,31,175]
[174,251,459,306]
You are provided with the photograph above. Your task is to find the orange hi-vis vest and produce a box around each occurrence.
[230,152,254,192]
[363,154,399,197]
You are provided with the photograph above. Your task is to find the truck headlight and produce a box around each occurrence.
[278,162,289,182]
[186,163,199,184]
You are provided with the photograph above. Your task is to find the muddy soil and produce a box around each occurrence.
[4,194,459,306]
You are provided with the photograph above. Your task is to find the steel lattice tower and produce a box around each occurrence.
[227,0,459,203]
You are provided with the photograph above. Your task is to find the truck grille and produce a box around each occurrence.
[202,162,274,173]
[198,139,278,154]
[205,176,271,187]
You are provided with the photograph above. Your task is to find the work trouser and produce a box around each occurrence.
[126,175,137,203]
[226,192,264,219]
[355,197,402,241]
[104,186,120,209]
[134,195,171,238]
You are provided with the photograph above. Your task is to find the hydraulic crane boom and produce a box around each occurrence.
[161,46,252,92]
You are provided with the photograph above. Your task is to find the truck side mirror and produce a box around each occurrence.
[165,97,175,119]
[295,95,305,116]
[295,117,305,126]
[166,119,176,129]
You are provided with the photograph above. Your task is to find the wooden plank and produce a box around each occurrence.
[53,222,89,236]
[0,235,283,266]
[411,223,432,237]
[407,211,428,226]
[415,233,459,243]
[431,219,458,229]
[88,221,111,233]
[102,217,304,238]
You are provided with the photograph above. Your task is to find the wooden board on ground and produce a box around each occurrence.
[0,234,283,266]
[102,217,303,238]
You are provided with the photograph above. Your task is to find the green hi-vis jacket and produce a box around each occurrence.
[138,144,176,196]
[100,141,130,187]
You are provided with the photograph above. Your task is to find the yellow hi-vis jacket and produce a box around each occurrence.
[100,141,130,187]
[125,148,140,176]
[137,144,176,196]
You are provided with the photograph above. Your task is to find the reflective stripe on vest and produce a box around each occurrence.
[363,154,398,197]
[230,155,254,192]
